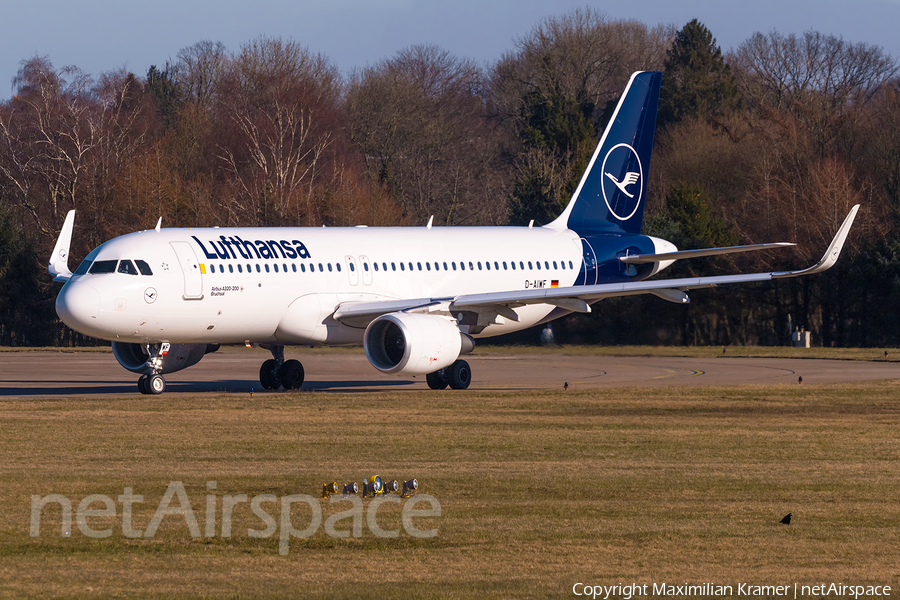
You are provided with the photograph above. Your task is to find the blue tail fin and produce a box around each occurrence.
[548,71,661,236]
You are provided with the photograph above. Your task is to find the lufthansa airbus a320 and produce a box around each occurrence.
[47,72,860,394]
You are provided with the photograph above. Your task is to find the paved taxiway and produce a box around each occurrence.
[1,349,897,397]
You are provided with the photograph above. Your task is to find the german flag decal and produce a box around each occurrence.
[551,280,559,288]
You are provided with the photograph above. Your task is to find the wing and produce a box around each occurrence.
[333,205,859,325]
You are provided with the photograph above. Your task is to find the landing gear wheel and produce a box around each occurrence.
[278,359,305,390]
[426,370,448,390]
[138,374,150,395]
[259,359,280,389]
[447,360,471,390]
[148,374,166,395]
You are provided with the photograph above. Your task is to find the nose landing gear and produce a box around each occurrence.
[138,373,166,395]
[137,343,168,395]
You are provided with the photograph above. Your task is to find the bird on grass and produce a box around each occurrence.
[780,513,792,525]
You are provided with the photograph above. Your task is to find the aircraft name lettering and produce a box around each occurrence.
[192,235,311,262]
[210,285,242,297]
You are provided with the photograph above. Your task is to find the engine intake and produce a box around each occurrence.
[112,342,219,375]
[364,313,473,375]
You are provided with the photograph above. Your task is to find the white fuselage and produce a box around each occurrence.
[56,225,586,346]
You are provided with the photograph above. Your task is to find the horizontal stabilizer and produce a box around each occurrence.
[619,242,795,264]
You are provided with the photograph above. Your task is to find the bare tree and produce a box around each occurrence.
[171,40,229,108]
[0,56,99,235]
[346,44,509,225]
[215,36,340,226]
[731,30,898,155]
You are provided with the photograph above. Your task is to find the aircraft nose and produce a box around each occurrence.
[56,279,100,331]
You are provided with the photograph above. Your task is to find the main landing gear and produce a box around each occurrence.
[425,359,471,390]
[259,345,305,390]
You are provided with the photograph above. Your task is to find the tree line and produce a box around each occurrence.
[1,8,898,347]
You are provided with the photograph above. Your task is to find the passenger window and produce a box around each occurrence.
[238,264,243,273]
[283,263,288,272]
[469,262,474,270]
[350,262,355,272]
[135,259,153,275]
[265,264,270,273]
[443,262,448,271]
[460,262,465,271]
[292,264,297,273]
[544,261,549,269]
[363,263,368,272]
[391,262,396,271]
[400,263,405,271]
[494,261,499,270]
[477,262,482,270]
[503,261,508,270]
[536,261,541,270]
[569,261,574,269]
[417,262,422,271]
[274,264,279,273]
[426,263,431,271]
[520,261,525,270]
[256,264,261,273]
[229,264,234,273]
[511,261,516,271]
[408,262,413,271]
[301,264,306,272]
[374,263,379,272]
[328,263,333,272]
[89,260,117,274]
[382,262,387,271]
[553,261,558,269]
[318,264,324,272]
[117,260,139,275]
[485,262,490,271]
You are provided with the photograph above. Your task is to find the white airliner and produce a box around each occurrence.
[48,72,859,394]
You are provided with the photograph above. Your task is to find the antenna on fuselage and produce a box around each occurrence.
[427,215,434,229]
[155,217,162,232]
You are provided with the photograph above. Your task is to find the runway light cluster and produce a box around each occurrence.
[322,476,419,499]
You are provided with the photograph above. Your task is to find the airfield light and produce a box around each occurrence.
[363,476,383,498]
[342,482,359,496]
[382,479,399,494]
[402,479,418,498]
[322,482,338,499]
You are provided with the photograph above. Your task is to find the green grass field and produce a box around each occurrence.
[2,380,899,598]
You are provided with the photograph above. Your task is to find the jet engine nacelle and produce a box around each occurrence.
[364,313,474,375]
[112,342,219,375]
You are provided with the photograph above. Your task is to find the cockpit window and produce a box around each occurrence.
[135,260,153,276]
[74,260,92,275]
[117,260,139,275]
[89,260,118,274]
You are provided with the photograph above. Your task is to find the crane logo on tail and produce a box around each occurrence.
[604,171,640,198]
[600,143,643,221]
